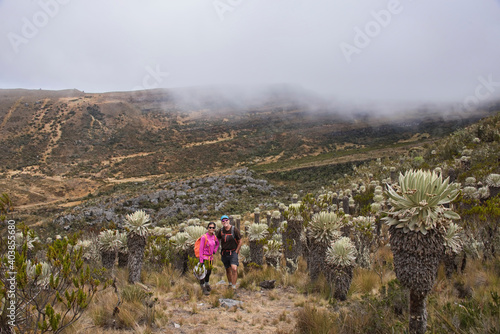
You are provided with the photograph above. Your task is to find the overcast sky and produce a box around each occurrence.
[1,0,500,105]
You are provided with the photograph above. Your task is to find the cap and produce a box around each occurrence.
[221,215,229,220]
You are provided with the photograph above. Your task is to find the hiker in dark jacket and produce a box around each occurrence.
[216,215,241,289]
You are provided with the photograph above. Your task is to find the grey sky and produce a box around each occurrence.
[1,0,500,104]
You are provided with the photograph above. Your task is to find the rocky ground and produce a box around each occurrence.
[52,168,281,232]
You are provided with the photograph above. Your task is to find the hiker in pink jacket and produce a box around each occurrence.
[199,222,219,295]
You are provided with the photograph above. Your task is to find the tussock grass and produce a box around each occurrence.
[350,267,380,295]
[145,266,177,293]
[294,304,336,334]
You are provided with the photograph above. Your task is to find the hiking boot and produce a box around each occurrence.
[202,285,210,296]
[205,283,211,292]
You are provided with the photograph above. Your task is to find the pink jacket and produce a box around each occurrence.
[199,233,219,263]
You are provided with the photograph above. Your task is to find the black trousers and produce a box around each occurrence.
[200,269,211,285]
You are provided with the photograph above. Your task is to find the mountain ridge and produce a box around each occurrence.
[0,87,495,213]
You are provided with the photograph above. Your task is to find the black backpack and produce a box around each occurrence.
[220,225,235,243]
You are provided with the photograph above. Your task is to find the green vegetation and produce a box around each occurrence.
[1,90,499,333]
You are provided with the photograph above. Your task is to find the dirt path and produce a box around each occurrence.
[0,98,22,132]
[260,140,434,174]
[156,285,299,334]
[40,99,72,163]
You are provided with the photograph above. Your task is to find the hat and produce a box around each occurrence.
[221,215,229,220]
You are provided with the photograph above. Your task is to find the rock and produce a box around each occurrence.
[219,299,243,308]
[259,280,276,289]
[104,211,115,221]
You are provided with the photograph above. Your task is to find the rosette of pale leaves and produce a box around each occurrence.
[184,225,207,246]
[326,237,357,267]
[187,218,200,226]
[16,232,39,250]
[170,232,190,252]
[117,232,128,252]
[264,238,282,258]
[150,226,173,237]
[462,149,473,156]
[125,210,151,237]
[462,186,479,200]
[462,235,481,259]
[443,223,463,254]
[98,230,122,252]
[240,244,251,262]
[477,186,490,199]
[248,223,269,242]
[271,210,281,219]
[465,177,477,186]
[307,211,343,244]
[383,170,461,234]
[26,260,52,286]
[287,202,304,219]
[75,238,100,262]
[370,202,382,214]
[352,216,376,237]
[74,239,92,252]
[485,173,500,187]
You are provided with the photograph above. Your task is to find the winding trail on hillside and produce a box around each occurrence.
[259,140,434,174]
[0,98,22,132]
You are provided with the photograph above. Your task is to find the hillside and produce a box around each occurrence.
[1,108,499,334]
[0,87,493,216]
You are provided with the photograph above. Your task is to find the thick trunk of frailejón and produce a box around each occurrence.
[331,265,353,301]
[282,217,303,272]
[127,233,146,283]
[409,289,428,334]
[118,251,129,268]
[389,226,445,334]
[307,241,328,281]
[101,250,116,269]
[250,240,264,266]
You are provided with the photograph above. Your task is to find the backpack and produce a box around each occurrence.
[194,234,208,258]
[220,225,235,243]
